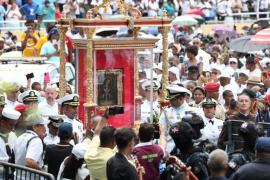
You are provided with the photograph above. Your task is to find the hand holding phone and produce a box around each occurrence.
[44,72,50,83]
[26,73,34,80]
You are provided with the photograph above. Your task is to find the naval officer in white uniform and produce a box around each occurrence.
[57,94,84,144]
[159,85,194,154]
[200,98,223,145]
[141,79,161,123]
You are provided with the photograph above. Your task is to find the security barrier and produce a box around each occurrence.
[0,161,54,180]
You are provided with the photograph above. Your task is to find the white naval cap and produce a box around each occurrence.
[1,107,21,120]
[48,115,65,128]
[57,94,79,106]
[18,90,40,103]
[166,85,191,100]
[141,79,161,91]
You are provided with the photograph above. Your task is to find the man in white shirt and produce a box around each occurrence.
[57,94,84,144]
[200,98,223,145]
[15,113,46,175]
[193,38,211,72]
[43,115,64,145]
[0,107,20,178]
[141,80,161,123]
[5,83,20,108]
[159,85,194,153]
[0,107,20,162]
[245,55,262,79]
[38,86,58,116]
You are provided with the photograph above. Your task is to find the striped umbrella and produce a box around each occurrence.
[250,28,270,44]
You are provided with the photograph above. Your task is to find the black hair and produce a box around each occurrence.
[239,89,256,100]
[61,154,84,179]
[25,19,35,25]
[193,86,206,97]
[100,126,116,147]
[222,90,233,98]
[46,23,56,34]
[186,45,198,56]
[169,121,194,149]
[138,123,155,142]
[245,54,255,64]
[31,82,41,90]
[114,127,136,150]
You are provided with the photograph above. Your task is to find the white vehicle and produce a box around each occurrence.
[0,57,75,87]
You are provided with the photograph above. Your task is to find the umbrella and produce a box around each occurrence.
[172,16,198,27]
[229,36,270,53]
[213,25,233,33]
[188,14,205,24]
[187,9,205,16]
[250,28,270,44]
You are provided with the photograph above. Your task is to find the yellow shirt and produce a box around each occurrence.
[20,31,42,57]
[35,36,48,56]
[84,136,115,180]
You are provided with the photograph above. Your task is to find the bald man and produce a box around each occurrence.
[38,86,58,115]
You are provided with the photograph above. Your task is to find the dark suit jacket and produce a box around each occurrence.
[106,152,138,180]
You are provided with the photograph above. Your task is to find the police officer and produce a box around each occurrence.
[200,98,223,145]
[141,79,161,123]
[159,85,194,154]
[57,94,83,144]
[15,113,46,173]
[0,107,21,163]
[43,115,64,145]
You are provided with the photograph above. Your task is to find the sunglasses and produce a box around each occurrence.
[230,61,237,64]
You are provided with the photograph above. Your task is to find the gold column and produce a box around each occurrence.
[58,26,68,98]
[160,26,170,101]
[133,27,140,99]
[84,28,96,105]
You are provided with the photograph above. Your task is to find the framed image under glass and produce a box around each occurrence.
[96,69,123,107]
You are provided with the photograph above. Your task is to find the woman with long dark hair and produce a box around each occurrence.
[57,143,89,180]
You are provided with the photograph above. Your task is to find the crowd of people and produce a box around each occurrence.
[1,0,270,180]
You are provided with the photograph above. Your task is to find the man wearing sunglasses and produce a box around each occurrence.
[5,82,20,109]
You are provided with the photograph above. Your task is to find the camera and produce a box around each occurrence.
[26,73,34,80]
[108,106,124,115]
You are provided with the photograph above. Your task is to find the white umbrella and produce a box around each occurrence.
[172,15,198,27]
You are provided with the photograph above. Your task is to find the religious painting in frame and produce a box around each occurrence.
[96,69,123,107]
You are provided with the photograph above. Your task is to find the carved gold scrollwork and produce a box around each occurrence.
[160,26,170,101]
[58,26,68,98]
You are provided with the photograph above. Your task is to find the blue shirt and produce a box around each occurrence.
[40,41,59,62]
[0,6,5,21]
[20,3,40,20]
